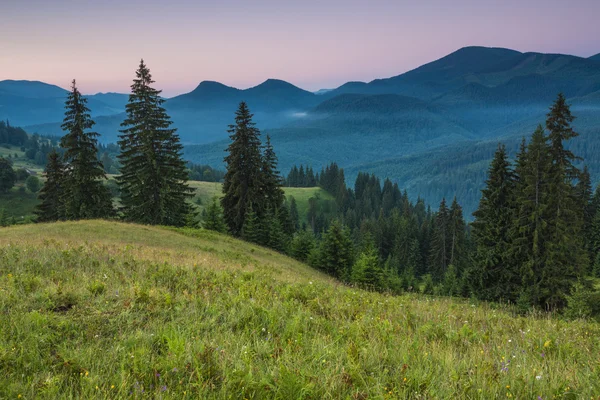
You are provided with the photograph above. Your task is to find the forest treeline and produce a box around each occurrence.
[1,59,598,317]
[212,93,600,316]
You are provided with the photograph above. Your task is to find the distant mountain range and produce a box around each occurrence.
[3,46,600,214]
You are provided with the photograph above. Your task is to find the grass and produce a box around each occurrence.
[189,181,334,223]
[1,221,599,399]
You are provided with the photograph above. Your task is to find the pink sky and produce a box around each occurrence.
[1,0,599,96]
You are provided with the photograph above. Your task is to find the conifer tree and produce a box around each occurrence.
[0,157,16,193]
[0,208,7,227]
[202,196,228,233]
[429,198,450,281]
[290,230,316,262]
[317,221,354,279]
[576,166,594,271]
[241,207,261,244]
[118,60,193,226]
[265,208,288,252]
[222,102,264,235]
[448,197,466,271]
[60,80,113,219]
[289,196,300,232]
[542,93,586,309]
[261,135,285,211]
[471,144,516,302]
[351,245,383,290]
[509,126,552,306]
[35,150,66,222]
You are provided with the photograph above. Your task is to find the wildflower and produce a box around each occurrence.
[543,340,551,348]
[85,371,89,376]
[111,385,115,389]
[161,385,167,392]
[536,375,542,380]
[506,385,510,389]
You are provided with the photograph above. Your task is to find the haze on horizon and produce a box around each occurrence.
[2,0,599,97]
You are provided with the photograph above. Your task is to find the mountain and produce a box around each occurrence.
[184,47,600,215]
[324,47,600,101]
[87,92,129,111]
[0,80,67,99]
[155,79,323,143]
[590,53,600,61]
[0,80,128,127]
[314,88,333,95]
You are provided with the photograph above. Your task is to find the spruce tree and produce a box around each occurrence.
[289,196,300,232]
[448,197,466,271]
[290,230,316,262]
[543,93,586,309]
[0,208,7,227]
[0,157,16,193]
[510,126,552,306]
[317,221,354,279]
[351,246,383,290]
[471,144,517,302]
[118,60,193,226]
[576,166,594,272]
[241,207,261,244]
[60,80,113,219]
[261,135,285,211]
[429,198,450,281]
[202,196,228,233]
[35,150,66,222]
[222,102,264,235]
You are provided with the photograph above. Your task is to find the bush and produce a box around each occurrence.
[565,284,600,320]
[25,175,41,193]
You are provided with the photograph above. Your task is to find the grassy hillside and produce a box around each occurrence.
[1,221,600,399]
[184,181,333,224]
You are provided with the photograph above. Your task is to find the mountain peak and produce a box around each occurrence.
[0,79,67,98]
[250,79,307,92]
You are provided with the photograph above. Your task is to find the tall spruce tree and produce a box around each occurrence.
[471,144,517,302]
[448,197,467,271]
[289,196,300,232]
[576,166,594,272]
[261,135,285,211]
[509,126,552,307]
[35,150,66,222]
[542,93,586,309]
[118,60,193,226]
[429,198,450,281]
[222,102,264,235]
[60,80,113,219]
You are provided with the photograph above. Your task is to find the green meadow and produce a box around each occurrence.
[1,221,599,399]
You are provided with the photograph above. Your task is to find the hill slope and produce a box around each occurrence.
[1,221,599,398]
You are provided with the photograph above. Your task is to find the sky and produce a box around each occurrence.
[1,0,600,97]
